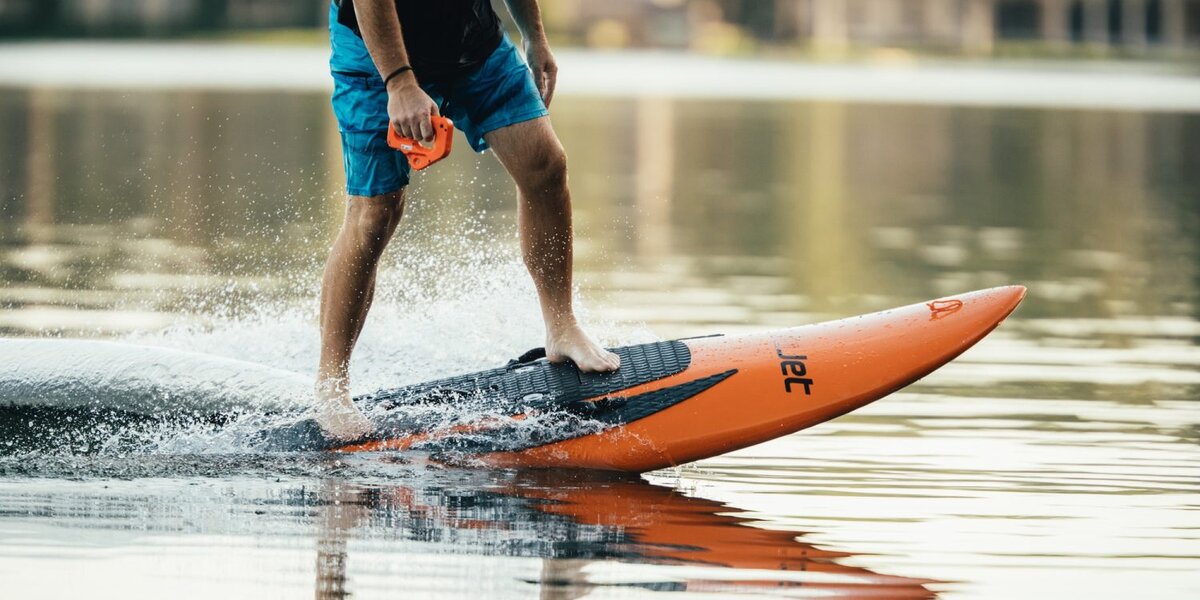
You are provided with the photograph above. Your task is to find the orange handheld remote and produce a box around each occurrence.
[387,115,453,170]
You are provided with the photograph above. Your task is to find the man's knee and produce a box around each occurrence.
[523,145,568,194]
[346,190,404,247]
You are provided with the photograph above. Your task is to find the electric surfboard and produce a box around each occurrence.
[273,286,1025,472]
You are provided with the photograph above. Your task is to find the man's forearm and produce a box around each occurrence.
[354,0,414,87]
[501,0,548,44]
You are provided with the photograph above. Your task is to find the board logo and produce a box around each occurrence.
[775,347,813,396]
[927,298,963,320]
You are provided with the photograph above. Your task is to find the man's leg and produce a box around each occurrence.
[485,117,619,373]
[315,189,405,439]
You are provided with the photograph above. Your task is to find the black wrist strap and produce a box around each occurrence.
[383,65,413,86]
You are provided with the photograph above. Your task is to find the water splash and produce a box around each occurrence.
[0,217,642,469]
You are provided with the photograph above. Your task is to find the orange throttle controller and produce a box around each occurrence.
[387,115,453,171]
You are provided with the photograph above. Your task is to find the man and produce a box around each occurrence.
[316,0,620,440]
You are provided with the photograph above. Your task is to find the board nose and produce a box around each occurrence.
[955,285,1027,323]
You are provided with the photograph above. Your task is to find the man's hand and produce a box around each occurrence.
[525,40,558,107]
[386,72,439,142]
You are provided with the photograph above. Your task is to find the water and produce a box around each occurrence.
[1,62,1198,598]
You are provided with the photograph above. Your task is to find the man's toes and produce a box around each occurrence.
[595,351,619,372]
[575,350,614,373]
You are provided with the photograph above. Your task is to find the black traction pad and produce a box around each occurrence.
[263,340,717,452]
[363,339,693,411]
[415,369,737,455]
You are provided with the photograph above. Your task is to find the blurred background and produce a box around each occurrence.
[0,0,1196,337]
[1,0,1198,57]
[0,3,1198,599]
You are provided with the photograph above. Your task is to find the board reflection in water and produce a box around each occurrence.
[308,470,937,599]
[0,463,937,598]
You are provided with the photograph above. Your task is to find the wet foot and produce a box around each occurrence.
[313,378,375,442]
[546,323,620,373]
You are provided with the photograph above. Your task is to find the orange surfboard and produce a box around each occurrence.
[290,286,1024,472]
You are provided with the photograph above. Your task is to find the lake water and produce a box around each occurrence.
[0,62,1198,598]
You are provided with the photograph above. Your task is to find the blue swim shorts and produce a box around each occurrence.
[328,4,549,197]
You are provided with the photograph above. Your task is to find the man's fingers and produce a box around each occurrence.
[395,115,425,141]
[417,115,433,142]
[389,95,439,142]
[393,118,410,140]
[543,70,557,108]
[534,69,548,104]
[424,101,440,141]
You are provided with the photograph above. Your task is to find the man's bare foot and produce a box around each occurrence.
[314,378,375,442]
[546,323,620,373]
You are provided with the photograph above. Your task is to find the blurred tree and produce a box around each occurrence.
[29,0,63,32]
[195,0,229,31]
